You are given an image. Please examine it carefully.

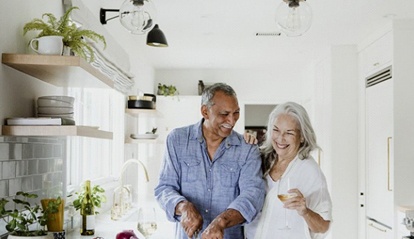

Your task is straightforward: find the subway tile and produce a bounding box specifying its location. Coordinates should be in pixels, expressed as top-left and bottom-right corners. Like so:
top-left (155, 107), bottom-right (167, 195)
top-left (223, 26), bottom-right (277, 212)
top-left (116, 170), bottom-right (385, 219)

top-left (19, 137), bottom-right (29, 143)
top-left (52, 172), bottom-right (64, 186)
top-left (16, 160), bottom-right (29, 177)
top-left (33, 144), bottom-right (43, 158)
top-left (1, 162), bottom-right (16, 179)
top-left (53, 158), bottom-right (63, 171)
top-left (28, 159), bottom-right (38, 175)
top-left (9, 143), bottom-right (22, 160)
top-left (0, 143), bottom-right (9, 160)
top-left (0, 137), bottom-right (4, 143)
top-left (54, 144), bottom-right (63, 157)
top-left (38, 159), bottom-right (49, 174)
top-left (3, 136), bottom-right (18, 143)
top-left (33, 175), bottom-right (44, 191)
top-left (0, 180), bottom-right (8, 197)
top-left (43, 144), bottom-right (54, 158)
top-left (21, 177), bottom-right (33, 192)
top-left (22, 144), bottom-right (34, 159)
top-left (9, 178), bottom-right (22, 196)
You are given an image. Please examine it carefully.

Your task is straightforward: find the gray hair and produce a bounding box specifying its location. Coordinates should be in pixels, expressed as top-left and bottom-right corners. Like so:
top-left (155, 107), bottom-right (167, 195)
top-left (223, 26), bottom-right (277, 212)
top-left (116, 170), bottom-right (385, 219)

top-left (201, 83), bottom-right (237, 108)
top-left (260, 102), bottom-right (320, 172)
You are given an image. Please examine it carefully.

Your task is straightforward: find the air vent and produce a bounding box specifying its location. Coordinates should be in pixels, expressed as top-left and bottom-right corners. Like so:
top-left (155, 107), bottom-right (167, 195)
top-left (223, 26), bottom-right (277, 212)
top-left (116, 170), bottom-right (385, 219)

top-left (366, 66), bottom-right (392, 88)
top-left (255, 32), bottom-right (281, 36)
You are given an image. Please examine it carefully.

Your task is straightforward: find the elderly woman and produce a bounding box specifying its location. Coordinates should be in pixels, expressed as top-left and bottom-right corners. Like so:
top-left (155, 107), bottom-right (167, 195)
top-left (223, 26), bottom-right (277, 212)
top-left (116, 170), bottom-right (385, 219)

top-left (245, 102), bottom-right (332, 239)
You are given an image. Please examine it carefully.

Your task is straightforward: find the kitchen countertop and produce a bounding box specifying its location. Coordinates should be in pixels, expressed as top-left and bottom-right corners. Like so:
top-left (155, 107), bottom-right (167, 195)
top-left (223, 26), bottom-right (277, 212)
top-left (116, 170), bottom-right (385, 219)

top-left (66, 208), bottom-right (174, 239)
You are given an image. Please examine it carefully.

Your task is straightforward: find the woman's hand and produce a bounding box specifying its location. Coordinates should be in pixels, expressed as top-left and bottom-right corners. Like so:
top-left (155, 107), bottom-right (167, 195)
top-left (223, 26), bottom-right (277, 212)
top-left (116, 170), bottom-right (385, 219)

top-left (284, 188), bottom-right (308, 216)
top-left (284, 188), bottom-right (330, 233)
top-left (244, 132), bottom-right (258, 144)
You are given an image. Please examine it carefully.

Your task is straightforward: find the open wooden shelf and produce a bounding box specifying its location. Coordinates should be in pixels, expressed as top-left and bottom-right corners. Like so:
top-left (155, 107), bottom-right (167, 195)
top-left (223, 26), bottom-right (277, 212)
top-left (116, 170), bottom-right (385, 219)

top-left (125, 108), bottom-right (159, 117)
top-left (1, 125), bottom-right (113, 139)
top-left (2, 53), bottom-right (114, 89)
top-left (125, 137), bottom-right (159, 144)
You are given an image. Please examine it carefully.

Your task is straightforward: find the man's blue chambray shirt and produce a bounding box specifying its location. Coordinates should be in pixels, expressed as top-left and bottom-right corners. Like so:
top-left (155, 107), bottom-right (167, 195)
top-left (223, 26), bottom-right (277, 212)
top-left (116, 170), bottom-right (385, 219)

top-left (154, 120), bottom-right (265, 239)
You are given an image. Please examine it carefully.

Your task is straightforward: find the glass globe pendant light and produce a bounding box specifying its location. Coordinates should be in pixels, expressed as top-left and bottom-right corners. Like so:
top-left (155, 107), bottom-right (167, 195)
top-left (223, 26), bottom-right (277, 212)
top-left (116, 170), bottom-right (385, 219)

top-left (275, 0), bottom-right (312, 37)
top-left (119, 0), bottom-right (156, 35)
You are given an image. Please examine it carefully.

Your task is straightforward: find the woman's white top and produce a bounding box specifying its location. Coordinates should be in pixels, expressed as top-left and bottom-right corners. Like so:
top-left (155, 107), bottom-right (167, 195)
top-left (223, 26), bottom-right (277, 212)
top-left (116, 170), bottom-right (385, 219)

top-left (244, 156), bottom-right (332, 239)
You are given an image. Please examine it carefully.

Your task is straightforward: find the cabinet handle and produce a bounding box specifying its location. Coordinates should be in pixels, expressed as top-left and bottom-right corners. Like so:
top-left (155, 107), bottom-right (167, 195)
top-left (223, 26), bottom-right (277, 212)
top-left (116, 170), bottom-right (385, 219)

top-left (387, 137), bottom-right (393, 191)
top-left (368, 222), bottom-right (387, 232)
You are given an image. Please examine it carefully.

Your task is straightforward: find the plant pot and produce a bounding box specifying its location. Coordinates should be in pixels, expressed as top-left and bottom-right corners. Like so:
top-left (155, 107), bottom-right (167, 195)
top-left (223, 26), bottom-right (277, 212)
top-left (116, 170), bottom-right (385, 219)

top-left (41, 199), bottom-right (64, 232)
top-left (8, 234), bottom-right (49, 239)
top-left (62, 46), bottom-right (74, 56)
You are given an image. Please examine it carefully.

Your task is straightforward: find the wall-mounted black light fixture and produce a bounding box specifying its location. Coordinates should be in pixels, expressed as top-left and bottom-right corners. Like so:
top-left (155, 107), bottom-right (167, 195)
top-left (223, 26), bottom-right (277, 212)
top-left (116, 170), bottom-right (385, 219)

top-left (100, 0), bottom-right (168, 47)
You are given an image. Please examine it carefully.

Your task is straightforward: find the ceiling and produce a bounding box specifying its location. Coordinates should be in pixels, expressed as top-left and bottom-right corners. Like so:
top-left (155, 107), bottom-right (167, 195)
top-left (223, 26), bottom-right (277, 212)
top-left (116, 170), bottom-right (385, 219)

top-left (101, 0), bottom-right (414, 71)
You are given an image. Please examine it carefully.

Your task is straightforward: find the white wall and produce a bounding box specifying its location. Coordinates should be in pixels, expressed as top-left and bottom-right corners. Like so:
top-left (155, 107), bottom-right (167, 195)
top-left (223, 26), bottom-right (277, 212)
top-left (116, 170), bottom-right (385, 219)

top-left (155, 67), bottom-right (306, 101)
top-left (330, 45), bottom-right (359, 239)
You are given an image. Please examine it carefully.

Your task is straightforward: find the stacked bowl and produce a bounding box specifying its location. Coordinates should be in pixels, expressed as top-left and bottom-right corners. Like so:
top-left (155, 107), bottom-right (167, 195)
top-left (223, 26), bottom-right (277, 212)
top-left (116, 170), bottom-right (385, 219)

top-left (37, 96), bottom-right (75, 120)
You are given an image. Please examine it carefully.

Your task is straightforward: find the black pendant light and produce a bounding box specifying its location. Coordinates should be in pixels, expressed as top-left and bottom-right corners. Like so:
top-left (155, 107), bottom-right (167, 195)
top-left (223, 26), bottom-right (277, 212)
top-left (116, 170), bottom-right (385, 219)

top-left (146, 24), bottom-right (168, 47)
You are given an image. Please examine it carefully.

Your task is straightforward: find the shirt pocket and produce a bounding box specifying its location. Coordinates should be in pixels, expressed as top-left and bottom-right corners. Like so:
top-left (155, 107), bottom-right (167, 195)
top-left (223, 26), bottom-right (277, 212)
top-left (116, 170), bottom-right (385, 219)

top-left (182, 159), bottom-right (201, 182)
top-left (220, 162), bottom-right (240, 187)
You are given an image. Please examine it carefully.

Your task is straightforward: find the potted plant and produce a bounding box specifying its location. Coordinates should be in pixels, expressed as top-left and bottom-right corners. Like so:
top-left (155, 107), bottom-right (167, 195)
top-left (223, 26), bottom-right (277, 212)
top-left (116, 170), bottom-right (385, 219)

top-left (71, 182), bottom-right (106, 214)
top-left (157, 83), bottom-right (179, 96)
top-left (0, 191), bottom-right (61, 238)
top-left (23, 6), bottom-right (106, 62)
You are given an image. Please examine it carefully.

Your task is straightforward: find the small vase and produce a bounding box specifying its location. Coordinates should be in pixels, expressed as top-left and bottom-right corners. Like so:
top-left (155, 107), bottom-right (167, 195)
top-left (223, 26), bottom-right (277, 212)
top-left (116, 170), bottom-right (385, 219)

top-left (41, 199), bottom-right (65, 232)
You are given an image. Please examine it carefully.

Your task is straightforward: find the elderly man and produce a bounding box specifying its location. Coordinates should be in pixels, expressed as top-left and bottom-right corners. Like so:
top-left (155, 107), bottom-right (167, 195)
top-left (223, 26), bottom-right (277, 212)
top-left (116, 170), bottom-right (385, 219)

top-left (155, 83), bottom-right (265, 239)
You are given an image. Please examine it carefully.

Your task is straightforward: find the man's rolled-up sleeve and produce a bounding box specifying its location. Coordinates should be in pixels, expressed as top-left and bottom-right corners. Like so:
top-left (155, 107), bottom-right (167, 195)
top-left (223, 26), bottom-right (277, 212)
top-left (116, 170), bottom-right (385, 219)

top-left (154, 132), bottom-right (187, 222)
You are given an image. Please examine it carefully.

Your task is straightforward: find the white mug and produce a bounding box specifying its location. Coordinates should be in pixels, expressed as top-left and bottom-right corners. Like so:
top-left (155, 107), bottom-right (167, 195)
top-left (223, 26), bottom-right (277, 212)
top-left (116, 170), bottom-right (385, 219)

top-left (30, 36), bottom-right (63, 55)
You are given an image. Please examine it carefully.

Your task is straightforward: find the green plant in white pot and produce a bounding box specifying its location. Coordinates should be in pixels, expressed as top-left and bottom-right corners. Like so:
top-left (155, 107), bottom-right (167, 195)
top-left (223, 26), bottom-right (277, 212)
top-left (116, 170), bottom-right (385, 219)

top-left (23, 6), bottom-right (106, 62)
top-left (0, 191), bottom-right (61, 238)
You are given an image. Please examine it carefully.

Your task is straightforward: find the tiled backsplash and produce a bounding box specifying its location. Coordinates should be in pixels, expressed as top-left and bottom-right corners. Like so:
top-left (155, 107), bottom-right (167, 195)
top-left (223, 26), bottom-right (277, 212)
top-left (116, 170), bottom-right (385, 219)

top-left (0, 136), bottom-right (66, 237)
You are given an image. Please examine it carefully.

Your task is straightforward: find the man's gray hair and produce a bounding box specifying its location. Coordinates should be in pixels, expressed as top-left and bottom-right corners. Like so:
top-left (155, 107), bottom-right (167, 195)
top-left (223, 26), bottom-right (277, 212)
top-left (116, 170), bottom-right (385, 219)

top-left (201, 83), bottom-right (237, 108)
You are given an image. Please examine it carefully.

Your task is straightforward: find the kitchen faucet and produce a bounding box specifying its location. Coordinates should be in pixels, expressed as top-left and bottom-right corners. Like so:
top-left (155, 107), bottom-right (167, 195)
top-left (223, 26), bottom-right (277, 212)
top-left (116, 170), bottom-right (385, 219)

top-left (111, 159), bottom-right (149, 220)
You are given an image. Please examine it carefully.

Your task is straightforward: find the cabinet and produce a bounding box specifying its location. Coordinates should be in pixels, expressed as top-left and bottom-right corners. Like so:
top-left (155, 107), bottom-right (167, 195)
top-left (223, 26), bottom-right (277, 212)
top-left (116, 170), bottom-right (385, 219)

top-left (366, 219), bottom-right (393, 239)
top-left (366, 76), bottom-right (393, 227)
top-left (1, 53), bottom-right (116, 139)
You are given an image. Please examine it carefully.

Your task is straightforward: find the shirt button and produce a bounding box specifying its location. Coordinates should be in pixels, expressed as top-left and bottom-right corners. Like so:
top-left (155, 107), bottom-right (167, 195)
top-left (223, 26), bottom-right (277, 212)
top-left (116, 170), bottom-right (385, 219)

top-left (205, 209), bottom-right (209, 213)
top-left (208, 189), bottom-right (211, 192)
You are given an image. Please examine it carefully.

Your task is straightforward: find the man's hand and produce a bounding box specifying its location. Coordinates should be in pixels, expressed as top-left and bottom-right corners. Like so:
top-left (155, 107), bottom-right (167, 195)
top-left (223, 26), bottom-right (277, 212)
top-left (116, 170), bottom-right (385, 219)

top-left (201, 209), bottom-right (245, 239)
top-left (201, 219), bottom-right (225, 239)
top-left (175, 201), bottom-right (203, 238)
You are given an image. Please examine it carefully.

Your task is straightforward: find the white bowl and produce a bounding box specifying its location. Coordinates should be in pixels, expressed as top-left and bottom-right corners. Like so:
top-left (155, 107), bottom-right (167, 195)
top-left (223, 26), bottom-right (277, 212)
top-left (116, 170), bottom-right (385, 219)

top-left (38, 113), bottom-right (74, 119)
top-left (37, 107), bottom-right (74, 114)
top-left (37, 98), bottom-right (74, 107)
top-left (38, 96), bottom-right (75, 104)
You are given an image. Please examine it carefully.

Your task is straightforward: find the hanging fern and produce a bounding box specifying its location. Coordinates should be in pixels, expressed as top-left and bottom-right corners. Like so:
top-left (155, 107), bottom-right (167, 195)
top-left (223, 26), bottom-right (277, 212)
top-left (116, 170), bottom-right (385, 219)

top-left (23, 6), bottom-right (106, 62)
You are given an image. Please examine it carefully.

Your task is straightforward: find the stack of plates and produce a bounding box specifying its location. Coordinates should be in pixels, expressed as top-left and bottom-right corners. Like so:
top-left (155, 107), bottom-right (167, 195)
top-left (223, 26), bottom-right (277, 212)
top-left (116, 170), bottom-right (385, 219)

top-left (37, 96), bottom-right (75, 120)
